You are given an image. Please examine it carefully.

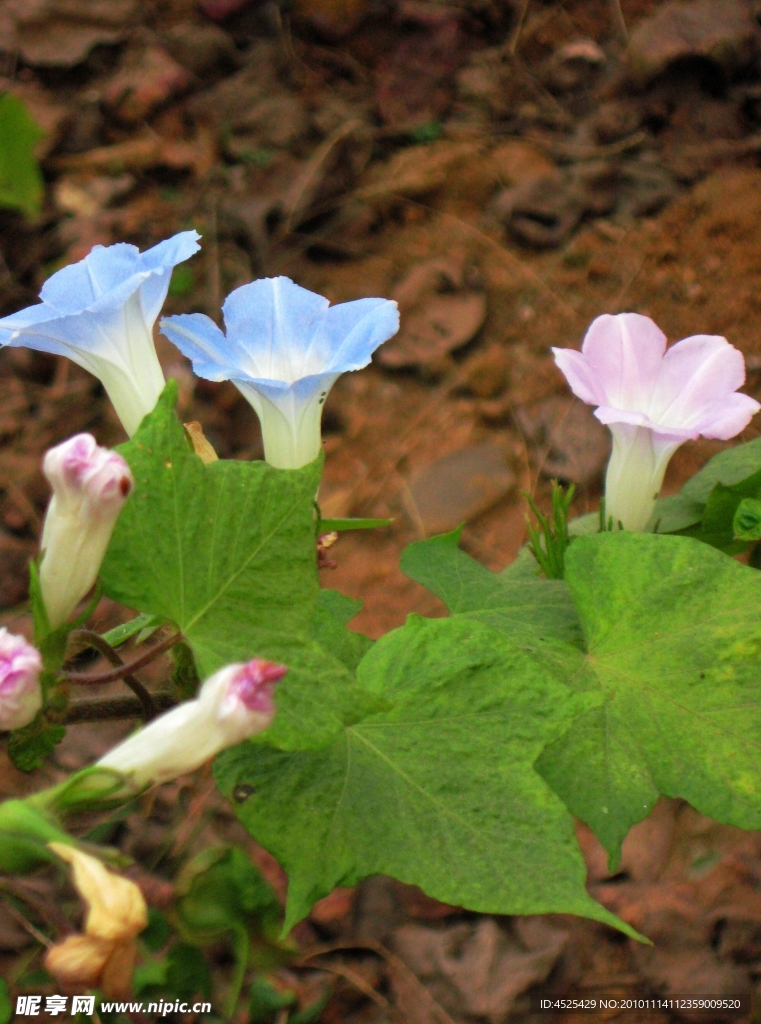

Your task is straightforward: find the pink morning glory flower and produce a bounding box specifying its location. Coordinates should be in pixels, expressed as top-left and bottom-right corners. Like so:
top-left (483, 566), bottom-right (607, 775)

top-left (97, 658), bottom-right (287, 788)
top-left (552, 313), bottom-right (761, 531)
top-left (0, 629), bottom-right (43, 731)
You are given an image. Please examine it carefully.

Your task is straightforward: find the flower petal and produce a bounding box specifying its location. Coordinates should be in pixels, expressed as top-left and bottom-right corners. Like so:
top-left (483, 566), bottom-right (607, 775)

top-left (594, 405), bottom-right (696, 441)
top-left (691, 391), bottom-right (761, 440)
top-left (135, 230), bottom-right (201, 325)
top-left (552, 347), bottom-right (608, 406)
top-left (39, 243), bottom-right (143, 315)
top-left (160, 312), bottom-right (238, 381)
top-left (648, 334), bottom-right (747, 430)
top-left (318, 298), bottom-right (400, 373)
top-left (222, 277), bottom-right (329, 382)
top-left (581, 313), bottom-right (667, 411)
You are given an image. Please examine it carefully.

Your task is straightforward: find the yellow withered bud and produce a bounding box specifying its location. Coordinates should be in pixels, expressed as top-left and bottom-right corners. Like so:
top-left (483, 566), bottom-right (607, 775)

top-left (45, 844), bottom-right (147, 999)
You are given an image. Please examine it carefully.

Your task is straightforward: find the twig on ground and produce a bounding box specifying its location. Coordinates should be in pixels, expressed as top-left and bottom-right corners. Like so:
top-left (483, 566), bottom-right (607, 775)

top-left (609, 0), bottom-right (628, 45)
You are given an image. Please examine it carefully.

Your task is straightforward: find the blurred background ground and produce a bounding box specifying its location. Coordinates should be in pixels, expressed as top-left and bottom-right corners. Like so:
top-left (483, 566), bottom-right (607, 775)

top-left (5, 0), bottom-right (761, 1020)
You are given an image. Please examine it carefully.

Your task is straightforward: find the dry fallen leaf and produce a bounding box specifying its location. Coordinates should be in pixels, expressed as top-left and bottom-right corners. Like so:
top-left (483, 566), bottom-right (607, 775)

top-left (393, 917), bottom-right (568, 1023)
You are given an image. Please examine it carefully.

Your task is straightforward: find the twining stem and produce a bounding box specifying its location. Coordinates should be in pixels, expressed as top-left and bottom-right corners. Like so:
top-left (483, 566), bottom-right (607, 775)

top-left (67, 628), bottom-right (157, 721)
top-left (64, 630), bottom-right (182, 691)
top-left (65, 691), bottom-right (177, 723)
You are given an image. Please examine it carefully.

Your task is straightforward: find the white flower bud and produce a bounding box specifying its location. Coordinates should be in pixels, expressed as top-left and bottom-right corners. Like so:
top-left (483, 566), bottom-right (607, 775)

top-left (40, 434), bottom-right (134, 628)
top-left (0, 629), bottom-right (42, 730)
top-left (97, 658), bottom-right (286, 788)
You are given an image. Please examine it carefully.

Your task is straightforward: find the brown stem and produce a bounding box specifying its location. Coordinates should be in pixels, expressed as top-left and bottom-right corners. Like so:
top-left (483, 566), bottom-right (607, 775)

top-left (64, 631), bottom-right (182, 688)
top-left (64, 691), bottom-right (177, 723)
top-left (68, 629), bottom-right (157, 722)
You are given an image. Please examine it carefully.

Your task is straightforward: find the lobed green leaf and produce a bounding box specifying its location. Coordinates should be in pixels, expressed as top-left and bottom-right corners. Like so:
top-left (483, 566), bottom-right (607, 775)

top-left (216, 615), bottom-right (636, 938)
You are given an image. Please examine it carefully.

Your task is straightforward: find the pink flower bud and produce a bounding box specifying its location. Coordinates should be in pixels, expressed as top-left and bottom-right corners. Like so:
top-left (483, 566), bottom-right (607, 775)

top-left (0, 629), bottom-right (42, 731)
top-left (97, 658), bottom-right (287, 788)
top-left (40, 435), bottom-right (133, 628)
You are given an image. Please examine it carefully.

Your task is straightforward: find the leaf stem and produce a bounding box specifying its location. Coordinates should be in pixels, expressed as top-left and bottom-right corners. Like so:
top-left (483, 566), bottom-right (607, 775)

top-left (67, 628), bottom-right (157, 721)
top-left (63, 631), bottom-right (182, 699)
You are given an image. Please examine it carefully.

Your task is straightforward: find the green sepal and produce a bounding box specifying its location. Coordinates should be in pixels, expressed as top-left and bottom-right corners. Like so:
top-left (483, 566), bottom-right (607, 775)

top-left (0, 799), bottom-right (73, 872)
top-left (28, 766), bottom-right (137, 817)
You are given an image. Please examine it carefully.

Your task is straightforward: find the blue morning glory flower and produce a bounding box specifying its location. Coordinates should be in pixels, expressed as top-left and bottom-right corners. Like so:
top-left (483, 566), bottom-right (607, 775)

top-left (0, 231), bottom-right (200, 436)
top-left (160, 276), bottom-right (399, 468)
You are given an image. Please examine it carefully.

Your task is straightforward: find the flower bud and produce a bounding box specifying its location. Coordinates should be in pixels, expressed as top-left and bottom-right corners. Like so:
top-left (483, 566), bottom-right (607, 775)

top-left (45, 843), bottom-right (147, 999)
top-left (0, 629), bottom-right (42, 730)
top-left (39, 434), bottom-right (134, 628)
top-left (97, 658), bottom-right (287, 788)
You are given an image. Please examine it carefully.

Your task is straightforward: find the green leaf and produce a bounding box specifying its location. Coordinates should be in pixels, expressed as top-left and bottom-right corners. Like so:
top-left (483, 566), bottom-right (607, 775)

top-left (312, 590), bottom-right (373, 673)
top-left (165, 944), bottom-right (213, 1001)
top-left (319, 517), bottom-right (393, 532)
top-left (101, 614), bottom-right (165, 648)
top-left (176, 846), bottom-right (281, 942)
top-left (249, 976), bottom-right (297, 1023)
top-left (0, 979), bottom-right (11, 1024)
top-left (651, 437), bottom-right (761, 533)
top-left (734, 497), bottom-right (761, 542)
top-left (8, 714), bottom-right (66, 772)
top-left (537, 532), bottom-right (761, 864)
top-left (0, 93), bottom-right (44, 218)
top-left (400, 528), bottom-right (583, 656)
top-left (140, 908), bottom-right (172, 953)
top-left (101, 383), bottom-right (378, 750)
top-left (682, 437), bottom-right (761, 502)
top-left (134, 944), bottom-right (212, 1001)
top-left (679, 468), bottom-right (761, 554)
top-left (216, 615), bottom-right (635, 938)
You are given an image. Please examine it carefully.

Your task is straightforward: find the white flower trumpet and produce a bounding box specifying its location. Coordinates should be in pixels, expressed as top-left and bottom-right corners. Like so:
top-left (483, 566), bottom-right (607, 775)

top-left (40, 434), bottom-right (134, 628)
top-left (97, 658), bottom-right (287, 788)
